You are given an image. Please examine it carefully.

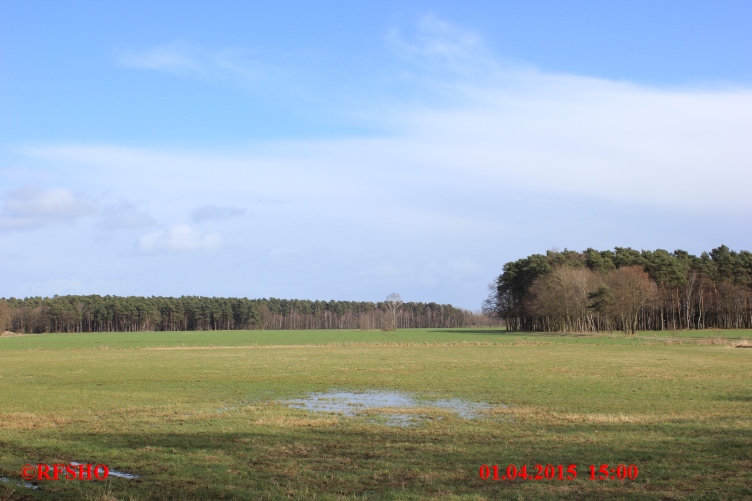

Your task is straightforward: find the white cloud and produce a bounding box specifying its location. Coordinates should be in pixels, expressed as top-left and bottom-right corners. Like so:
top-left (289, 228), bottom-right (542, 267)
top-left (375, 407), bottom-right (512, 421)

top-left (138, 224), bottom-right (222, 254)
top-left (191, 205), bottom-right (247, 222)
top-left (22, 67), bottom-right (752, 220)
top-left (0, 185), bottom-right (98, 231)
top-left (41, 17), bottom-right (742, 221)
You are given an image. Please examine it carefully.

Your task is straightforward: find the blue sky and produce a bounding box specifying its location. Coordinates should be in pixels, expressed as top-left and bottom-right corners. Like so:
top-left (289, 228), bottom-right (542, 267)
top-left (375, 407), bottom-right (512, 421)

top-left (1, 1), bottom-right (751, 309)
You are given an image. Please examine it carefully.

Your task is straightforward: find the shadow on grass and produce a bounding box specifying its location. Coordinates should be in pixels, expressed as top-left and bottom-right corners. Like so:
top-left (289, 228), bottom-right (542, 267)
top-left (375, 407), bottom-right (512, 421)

top-left (4, 422), bottom-right (752, 500)
top-left (715, 391), bottom-right (752, 402)
top-left (3, 430), bottom-right (520, 500)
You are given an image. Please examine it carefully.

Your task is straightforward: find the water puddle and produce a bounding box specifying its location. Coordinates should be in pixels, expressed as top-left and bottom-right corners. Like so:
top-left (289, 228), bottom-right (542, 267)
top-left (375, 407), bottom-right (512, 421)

top-left (70, 463), bottom-right (140, 480)
top-left (1, 476), bottom-right (40, 490)
top-left (281, 390), bottom-right (496, 426)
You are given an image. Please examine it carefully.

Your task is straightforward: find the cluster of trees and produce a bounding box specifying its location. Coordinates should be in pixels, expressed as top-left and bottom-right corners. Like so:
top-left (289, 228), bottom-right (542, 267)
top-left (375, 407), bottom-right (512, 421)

top-left (484, 245), bottom-right (752, 333)
top-left (0, 294), bottom-right (488, 334)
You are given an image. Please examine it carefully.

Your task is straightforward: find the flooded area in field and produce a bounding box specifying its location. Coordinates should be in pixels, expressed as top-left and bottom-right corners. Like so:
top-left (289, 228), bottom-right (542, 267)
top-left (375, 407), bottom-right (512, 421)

top-left (104, 468), bottom-right (139, 480)
top-left (281, 390), bottom-right (496, 426)
top-left (1, 476), bottom-right (39, 490)
top-left (70, 462), bottom-right (140, 479)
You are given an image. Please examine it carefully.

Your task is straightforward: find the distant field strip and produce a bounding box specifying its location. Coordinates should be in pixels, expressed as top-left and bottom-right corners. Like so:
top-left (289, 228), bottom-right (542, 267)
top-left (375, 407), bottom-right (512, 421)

top-left (1, 327), bottom-right (750, 351)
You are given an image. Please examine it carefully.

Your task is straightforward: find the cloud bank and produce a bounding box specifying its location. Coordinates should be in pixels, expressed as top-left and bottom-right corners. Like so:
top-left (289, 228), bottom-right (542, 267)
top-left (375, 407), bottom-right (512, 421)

top-left (73, 17), bottom-right (752, 217)
top-left (0, 186), bottom-right (98, 231)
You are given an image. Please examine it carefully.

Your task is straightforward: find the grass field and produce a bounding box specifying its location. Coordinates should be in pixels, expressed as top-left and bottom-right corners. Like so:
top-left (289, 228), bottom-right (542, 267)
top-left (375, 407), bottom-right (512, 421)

top-left (1, 328), bottom-right (750, 500)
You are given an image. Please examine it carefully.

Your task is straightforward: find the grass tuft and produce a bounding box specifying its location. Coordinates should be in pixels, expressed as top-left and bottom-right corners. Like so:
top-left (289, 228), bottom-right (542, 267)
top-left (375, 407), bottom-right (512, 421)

top-left (0, 485), bottom-right (15, 501)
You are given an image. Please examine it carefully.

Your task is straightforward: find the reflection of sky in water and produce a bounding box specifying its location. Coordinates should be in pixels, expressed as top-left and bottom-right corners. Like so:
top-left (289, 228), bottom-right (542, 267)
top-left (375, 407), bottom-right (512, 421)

top-left (70, 463), bottom-right (140, 479)
top-left (283, 390), bottom-right (495, 426)
top-left (1, 476), bottom-right (40, 490)
top-left (381, 414), bottom-right (417, 427)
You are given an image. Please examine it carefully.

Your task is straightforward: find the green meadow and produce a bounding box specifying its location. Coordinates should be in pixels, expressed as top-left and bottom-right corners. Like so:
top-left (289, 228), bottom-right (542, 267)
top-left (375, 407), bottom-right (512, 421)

top-left (1, 328), bottom-right (750, 500)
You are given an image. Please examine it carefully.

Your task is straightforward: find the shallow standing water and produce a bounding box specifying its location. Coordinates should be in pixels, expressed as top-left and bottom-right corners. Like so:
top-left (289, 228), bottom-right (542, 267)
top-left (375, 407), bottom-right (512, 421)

top-left (1, 476), bottom-right (39, 490)
top-left (281, 390), bottom-right (495, 426)
top-left (70, 462), bottom-right (140, 479)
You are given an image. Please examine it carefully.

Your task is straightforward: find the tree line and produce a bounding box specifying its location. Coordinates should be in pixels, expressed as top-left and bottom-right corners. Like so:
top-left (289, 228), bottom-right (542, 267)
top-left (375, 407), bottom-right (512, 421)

top-left (0, 295), bottom-right (490, 334)
top-left (483, 245), bottom-right (752, 333)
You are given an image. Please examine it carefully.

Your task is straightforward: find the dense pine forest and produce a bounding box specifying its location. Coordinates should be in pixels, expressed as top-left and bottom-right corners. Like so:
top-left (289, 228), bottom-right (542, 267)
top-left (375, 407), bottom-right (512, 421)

top-left (484, 245), bottom-right (752, 333)
top-left (0, 295), bottom-right (485, 334)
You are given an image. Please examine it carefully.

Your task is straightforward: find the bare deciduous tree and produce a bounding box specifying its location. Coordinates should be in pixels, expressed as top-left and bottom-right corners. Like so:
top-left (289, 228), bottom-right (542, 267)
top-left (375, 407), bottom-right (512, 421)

top-left (529, 267), bottom-right (598, 332)
top-left (607, 266), bottom-right (658, 334)
top-left (383, 293), bottom-right (403, 331)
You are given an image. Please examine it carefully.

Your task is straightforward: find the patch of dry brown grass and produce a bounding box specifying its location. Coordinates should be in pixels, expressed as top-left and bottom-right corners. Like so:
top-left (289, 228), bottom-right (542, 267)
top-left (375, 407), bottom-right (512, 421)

top-left (84, 481), bottom-right (140, 501)
top-left (0, 412), bottom-right (72, 430)
top-left (695, 337), bottom-right (729, 345)
top-left (486, 404), bottom-right (707, 425)
top-left (253, 416), bottom-right (340, 428)
top-left (361, 407), bottom-right (452, 417)
top-left (0, 485), bottom-right (15, 501)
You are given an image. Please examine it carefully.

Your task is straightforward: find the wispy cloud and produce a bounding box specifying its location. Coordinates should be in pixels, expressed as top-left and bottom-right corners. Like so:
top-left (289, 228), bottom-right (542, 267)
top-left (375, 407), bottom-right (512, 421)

top-left (117, 42), bottom-right (203, 74)
top-left (0, 185), bottom-right (98, 231)
top-left (191, 205), bottom-right (247, 222)
top-left (138, 224), bottom-right (222, 254)
top-left (116, 41), bottom-right (261, 82)
top-left (386, 13), bottom-right (496, 77)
